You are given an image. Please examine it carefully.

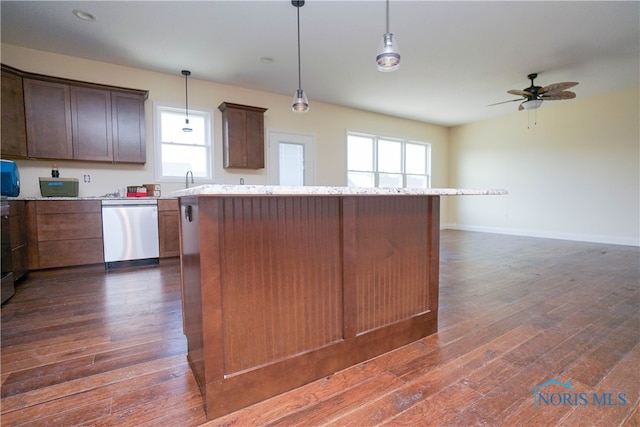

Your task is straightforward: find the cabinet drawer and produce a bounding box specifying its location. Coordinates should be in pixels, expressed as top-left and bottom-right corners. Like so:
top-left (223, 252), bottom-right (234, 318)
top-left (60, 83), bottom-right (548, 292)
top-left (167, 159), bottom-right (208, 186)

top-left (37, 238), bottom-right (104, 269)
top-left (36, 200), bottom-right (101, 214)
top-left (158, 199), bottom-right (178, 211)
top-left (37, 213), bottom-right (103, 241)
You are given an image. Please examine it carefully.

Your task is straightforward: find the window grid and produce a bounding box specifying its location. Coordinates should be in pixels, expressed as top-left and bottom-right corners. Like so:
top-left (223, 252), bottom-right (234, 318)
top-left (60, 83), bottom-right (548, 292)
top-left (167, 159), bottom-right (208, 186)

top-left (155, 105), bottom-right (213, 182)
top-left (347, 132), bottom-right (431, 189)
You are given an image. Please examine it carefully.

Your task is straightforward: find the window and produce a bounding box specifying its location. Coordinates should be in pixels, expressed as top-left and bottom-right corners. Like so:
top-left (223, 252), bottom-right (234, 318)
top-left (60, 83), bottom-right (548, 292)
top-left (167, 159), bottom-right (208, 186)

top-left (347, 132), bottom-right (430, 188)
top-left (154, 105), bottom-right (213, 181)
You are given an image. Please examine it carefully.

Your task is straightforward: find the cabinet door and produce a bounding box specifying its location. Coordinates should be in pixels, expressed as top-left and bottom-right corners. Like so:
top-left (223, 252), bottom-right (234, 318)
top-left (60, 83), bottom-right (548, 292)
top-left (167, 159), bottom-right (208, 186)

top-left (71, 86), bottom-right (113, 161)
top-left (158, 199), bottom-right (179, 258)
top-left (159, 210), bottom-right (180, 258)
top-left (23, 79), bottom-right (73, 160)
top-left (219, 102), bottom-right (267, 169)
top-left (1, 70), bottom-right (27, 158)
top-left (112, 92), bottom-right (146, 164)
top-left (223, 107), bottom-right (248, 168)
top-left (245, 110), bottom-right (265, 169)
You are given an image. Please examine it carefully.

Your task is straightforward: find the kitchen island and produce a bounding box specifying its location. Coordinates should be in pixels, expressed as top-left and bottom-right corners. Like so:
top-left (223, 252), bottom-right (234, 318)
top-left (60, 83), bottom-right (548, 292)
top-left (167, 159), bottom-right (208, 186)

top-left (171, 185), bottom-right (506, 419)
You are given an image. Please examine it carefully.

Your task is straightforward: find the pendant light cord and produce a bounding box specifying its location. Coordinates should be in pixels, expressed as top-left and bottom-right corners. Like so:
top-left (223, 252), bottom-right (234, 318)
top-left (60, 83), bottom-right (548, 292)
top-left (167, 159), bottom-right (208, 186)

top-left (386, 0), bottom-right (390, 33)
top-left (297, 5), bottom-right (302, 91)
top-left (184, 73), bottom-right (190, 120)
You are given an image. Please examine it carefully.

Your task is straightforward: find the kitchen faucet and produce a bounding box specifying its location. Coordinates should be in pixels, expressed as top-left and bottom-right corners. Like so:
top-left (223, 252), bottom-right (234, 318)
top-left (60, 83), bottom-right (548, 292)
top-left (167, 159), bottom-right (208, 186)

top-left (185, 170), bottom-right (194, 188)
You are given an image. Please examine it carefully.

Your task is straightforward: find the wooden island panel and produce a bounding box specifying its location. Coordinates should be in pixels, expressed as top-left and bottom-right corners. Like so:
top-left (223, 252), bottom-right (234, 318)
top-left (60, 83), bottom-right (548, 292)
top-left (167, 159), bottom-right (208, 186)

top-left (344, 196), bottom-right (438, 336)
top-left (180, 194), bottom-right (440, 419)
top-left (219, 197), bottom-right (343, 374)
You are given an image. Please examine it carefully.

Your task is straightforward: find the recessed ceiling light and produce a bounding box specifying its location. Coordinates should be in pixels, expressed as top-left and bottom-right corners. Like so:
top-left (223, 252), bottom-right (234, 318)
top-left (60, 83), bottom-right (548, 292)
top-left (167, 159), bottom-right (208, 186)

top-left (73, 9), bottom-right (96, 21)
top-left (260, 57), bottom-right (274, 64)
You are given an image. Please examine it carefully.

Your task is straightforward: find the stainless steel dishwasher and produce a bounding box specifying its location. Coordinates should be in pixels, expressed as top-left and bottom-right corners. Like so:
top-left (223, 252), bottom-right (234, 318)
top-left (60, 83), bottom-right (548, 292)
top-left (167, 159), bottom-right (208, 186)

top-left (101, 199), bottom-right (159, 269)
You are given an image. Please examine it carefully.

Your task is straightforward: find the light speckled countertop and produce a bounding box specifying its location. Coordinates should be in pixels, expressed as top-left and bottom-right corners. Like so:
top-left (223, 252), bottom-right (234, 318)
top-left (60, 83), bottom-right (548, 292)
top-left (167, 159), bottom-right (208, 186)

top-left (9, 196), bottom-right (175, 201)
top-left (169, 185), bottom-right (508, 198)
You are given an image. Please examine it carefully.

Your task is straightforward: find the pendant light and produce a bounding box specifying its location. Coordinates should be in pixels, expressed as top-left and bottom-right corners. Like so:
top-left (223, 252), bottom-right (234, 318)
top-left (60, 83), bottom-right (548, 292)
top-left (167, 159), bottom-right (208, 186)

top-left (291, 0), bottom-right (309, 112)
top-left (181, 70), bottom-right (193, 132)
top-left (376, 0), bottom-right (400, 72)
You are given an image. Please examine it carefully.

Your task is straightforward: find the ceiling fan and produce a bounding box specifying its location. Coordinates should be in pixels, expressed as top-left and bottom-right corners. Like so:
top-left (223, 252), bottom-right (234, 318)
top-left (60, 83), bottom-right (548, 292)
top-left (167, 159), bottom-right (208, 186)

top-left (489, 73), bottom-right (578, 111)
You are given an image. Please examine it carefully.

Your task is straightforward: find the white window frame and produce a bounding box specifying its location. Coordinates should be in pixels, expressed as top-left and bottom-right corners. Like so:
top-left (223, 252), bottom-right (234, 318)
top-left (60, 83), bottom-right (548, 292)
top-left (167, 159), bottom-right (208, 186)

top-left (346, 131), bottom-right (431, 188)
top-left (153, 104), bottom-right (214, 183)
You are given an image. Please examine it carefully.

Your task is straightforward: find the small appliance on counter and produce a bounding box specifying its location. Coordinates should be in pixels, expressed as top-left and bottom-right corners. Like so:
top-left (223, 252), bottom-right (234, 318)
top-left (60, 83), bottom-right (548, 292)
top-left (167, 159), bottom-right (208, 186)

top-left (126, 186), bottom-right (148, 197)
top-left (125, 184), bottom-right (161, 197)
top-left (1, 160), bottom-right (20, 197)
top-left (39, 177), bottom-right (79, 197)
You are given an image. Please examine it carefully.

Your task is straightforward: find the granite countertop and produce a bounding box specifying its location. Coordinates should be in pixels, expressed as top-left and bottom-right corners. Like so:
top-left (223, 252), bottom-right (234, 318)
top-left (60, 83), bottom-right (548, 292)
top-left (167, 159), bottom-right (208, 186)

top-left (169, 185), bottom-right (508, 198)
top-left (11, 196), bottom-right (176, 201)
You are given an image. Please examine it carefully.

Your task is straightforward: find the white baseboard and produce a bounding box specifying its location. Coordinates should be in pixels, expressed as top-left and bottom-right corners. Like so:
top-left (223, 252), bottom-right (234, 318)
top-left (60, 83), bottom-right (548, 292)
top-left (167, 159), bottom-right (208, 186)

top-left (441, 224), bottom-right (640, 247)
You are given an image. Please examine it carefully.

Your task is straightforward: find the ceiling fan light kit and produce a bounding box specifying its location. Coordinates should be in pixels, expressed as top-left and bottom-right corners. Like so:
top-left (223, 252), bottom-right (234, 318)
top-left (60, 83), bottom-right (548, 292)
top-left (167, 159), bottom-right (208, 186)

top-left (376, 0), bottom-right (400, 72)
top-left (291, 0), bottom-right (309, 113)
top-left (522, 99), bottom-right (543, 110)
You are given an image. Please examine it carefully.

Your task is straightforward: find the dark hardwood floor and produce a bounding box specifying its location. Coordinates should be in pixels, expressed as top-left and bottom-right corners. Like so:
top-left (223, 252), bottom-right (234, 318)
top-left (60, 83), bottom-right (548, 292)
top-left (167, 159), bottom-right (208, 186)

top-left (1, 230), bottom-right (638, 426)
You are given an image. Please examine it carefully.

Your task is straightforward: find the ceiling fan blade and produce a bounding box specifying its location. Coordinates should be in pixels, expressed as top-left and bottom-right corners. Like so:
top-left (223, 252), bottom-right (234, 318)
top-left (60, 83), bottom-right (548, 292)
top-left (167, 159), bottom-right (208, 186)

top-left (518, 101), bottom-right (525, 111)
top-left (541, 91), bottom-right (576, 100)
top-left (539, 82), bottom-right (578, 95)
top-left (507, 89), bottom-right (533, 97)
top-left (487, 98), bottom-right (524, 107)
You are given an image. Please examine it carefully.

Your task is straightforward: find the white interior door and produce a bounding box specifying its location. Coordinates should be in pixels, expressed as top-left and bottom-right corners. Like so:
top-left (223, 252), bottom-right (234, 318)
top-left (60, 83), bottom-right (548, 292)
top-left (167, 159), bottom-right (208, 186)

top-left (268, 131), bottom-right (316, 185)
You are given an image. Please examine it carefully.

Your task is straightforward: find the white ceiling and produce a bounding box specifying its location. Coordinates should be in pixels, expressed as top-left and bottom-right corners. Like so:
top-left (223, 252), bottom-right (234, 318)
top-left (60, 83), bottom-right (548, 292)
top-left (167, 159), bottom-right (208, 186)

top-left (1, 1), bottom-right (638, 126)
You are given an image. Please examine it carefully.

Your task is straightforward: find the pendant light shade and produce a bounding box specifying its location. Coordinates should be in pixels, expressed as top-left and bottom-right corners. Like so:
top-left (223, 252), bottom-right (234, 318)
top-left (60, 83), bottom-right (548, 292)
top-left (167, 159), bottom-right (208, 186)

top-left (292, 0), bottom-right (309, 113)
top-left (181, 70), bottom-right (193, 132)
top-left (292, 89), bottom-right (309, 112)
top-left (376, 0), bottom-right (400, 72)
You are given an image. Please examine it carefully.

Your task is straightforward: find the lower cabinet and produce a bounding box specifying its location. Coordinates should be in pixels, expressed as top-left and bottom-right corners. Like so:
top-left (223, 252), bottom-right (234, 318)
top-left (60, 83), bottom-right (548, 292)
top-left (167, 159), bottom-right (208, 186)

top-left (25, 198), bottom-right (179, 270)
top-left (27, 200), bottom-right (104, 270)
top-left (158, 199), bottom-right (180, 258)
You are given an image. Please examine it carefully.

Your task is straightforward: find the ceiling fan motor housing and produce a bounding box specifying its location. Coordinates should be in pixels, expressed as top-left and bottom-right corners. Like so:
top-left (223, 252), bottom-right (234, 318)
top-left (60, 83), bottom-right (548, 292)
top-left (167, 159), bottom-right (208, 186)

top-left (526, 73), bottom-right (542, 99)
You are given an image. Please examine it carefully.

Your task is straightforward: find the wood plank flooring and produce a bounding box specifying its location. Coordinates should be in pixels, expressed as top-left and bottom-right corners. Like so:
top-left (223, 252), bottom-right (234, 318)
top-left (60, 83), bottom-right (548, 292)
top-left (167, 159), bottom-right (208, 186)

top-left (1, 230), bottom-right (638, 426)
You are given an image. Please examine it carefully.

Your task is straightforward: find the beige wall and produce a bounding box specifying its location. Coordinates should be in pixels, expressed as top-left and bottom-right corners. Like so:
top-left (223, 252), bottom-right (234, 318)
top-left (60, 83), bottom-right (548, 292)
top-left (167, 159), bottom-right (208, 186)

top-left (1, 44), bottom-right (449, 222)
top-left (449, 87), bottom-right (640, 246)
top-left (4, 44), bottom-right (638, 246)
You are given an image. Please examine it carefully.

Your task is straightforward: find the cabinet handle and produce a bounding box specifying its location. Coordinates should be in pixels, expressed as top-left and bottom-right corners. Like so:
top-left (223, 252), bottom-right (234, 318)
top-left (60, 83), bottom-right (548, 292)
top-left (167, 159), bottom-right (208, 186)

top-left (185, 205), bottom-right (193, 222)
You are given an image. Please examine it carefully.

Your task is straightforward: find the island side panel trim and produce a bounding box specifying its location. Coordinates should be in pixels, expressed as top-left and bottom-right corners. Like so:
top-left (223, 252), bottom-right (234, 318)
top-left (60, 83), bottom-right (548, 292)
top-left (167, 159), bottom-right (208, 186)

top-left (428, 196), bottom-right (440, 315)
top-left (179, 197), bottom-right (206, 391)
top-left (199, 197), bottom-right (225, 383)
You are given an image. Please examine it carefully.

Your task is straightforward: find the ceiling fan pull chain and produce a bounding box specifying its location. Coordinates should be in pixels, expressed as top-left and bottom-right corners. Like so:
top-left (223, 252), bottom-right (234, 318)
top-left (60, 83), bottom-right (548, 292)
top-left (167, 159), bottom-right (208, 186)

top-left (527, 108), bottom-right (538, 130)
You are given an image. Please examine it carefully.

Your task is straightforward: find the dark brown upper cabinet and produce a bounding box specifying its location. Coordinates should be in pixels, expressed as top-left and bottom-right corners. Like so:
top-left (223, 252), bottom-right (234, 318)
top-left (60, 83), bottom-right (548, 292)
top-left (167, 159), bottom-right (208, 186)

top-left (2, 64), bottom-right (148, 164)
top-left (1, 66), bottom-right (28, 158)
top-left (24, 78), bottom-right (74, 160)
top-left (218, 102), bottom-right (267, 169)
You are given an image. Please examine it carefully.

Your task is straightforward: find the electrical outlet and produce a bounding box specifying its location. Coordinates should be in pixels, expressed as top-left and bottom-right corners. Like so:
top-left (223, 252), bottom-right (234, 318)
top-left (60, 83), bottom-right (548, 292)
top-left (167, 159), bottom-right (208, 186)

top-left (240, 178), bottom-right (245, 185)
top-left (83, 174), bottom-right (91, 183)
